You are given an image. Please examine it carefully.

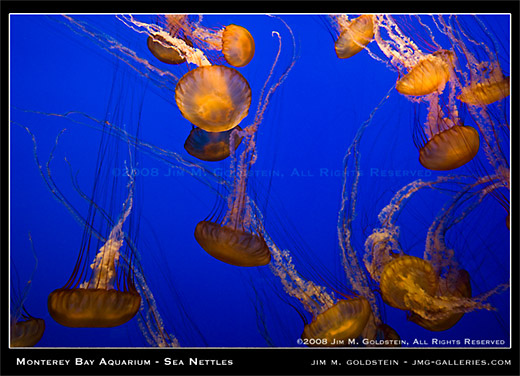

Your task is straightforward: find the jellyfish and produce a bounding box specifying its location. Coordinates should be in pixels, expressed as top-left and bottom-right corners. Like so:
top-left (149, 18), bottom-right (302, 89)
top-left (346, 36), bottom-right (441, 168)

top-left (163, 15), bottom-right (255, 67)
top-left (458, 75), bottom-right (510, 106)
top-left (361, 15), bottom-right (456, 97)
top-left (415, 91), bottom-right (480, 171)
top-left (362, 177), bottom-right (508, 331)
top-left (194, 220), bottom-right (270, 267)
top-left (175, 65), bottom-right (252, 133)
top-left (147, 33), bottom-right (190, 65)
top-left (262, 222), bottom-right (373, 347)
top-left (184, 125), bottom-right (243, 162)
top-left (10, 317), bottom-right (46, 347)
top-left (395, 50), bottom-right (454, 96)
top-left (408, 269), bottom-right (471, 331)
top-left (301, 298), bottom-right (371, 346)
top-left (193, 20), bottom-right (296, 267)
top-left (221, 24), bottom-right (256, 67)
top-left (17, 112), bottom-right (209, 345)
top-left (47, 171), bottom-right (141, 328)
top-left (10, 235), bottom-right (45, 347)
top-left (379, 255), bottom-right (439, 311)
top-left (331, 15), bottom-right (375, 59)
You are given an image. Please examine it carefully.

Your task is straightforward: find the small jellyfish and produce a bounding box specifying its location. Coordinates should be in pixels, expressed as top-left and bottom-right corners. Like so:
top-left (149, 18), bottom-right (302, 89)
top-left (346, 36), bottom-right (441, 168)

top-left (11, 317), bottom-right (46, 347)
top-left (379, 255), bottom-right (439, 311)
top-left (458, 76), bottom-right (510, 106)
top-left (184, 125), bottom-right (243, 162)
top-left (11, 234), bottom-right (45, 347)
top-left (419, 125), bottom-right (480, 171)
top-left (409, 269), bottom-right (472, 331)
top-left (147, 34), bottom-right (190, 65)
top-left (194, 220), bottom-right (270, 267)
top-left (301, 298), bottom-right (371, 346)
top-left (221, 24), bottom-right (255, 67)
top-left (396, 50), bottom-right (454, 96)
top-left (175, 65), bottom-right (251, 132)
top-left (334, 15), bottom-right (374, 59)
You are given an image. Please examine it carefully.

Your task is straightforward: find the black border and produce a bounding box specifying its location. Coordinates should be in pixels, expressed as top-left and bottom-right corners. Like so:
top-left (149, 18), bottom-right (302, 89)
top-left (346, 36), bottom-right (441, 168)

top-left (2, 1), bottom-right (519, 375)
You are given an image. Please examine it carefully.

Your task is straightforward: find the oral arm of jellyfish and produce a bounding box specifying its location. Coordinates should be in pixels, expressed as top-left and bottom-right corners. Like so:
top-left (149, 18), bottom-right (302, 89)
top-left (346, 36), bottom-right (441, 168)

top-left (47, 173), bottom-right (141, 328)
top-left (333, 15), bottom-right (375, 59)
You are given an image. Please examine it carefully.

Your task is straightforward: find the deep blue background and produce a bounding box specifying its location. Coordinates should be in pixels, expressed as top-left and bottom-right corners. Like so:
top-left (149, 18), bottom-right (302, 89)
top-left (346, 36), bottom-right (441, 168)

top-left (9, 14), bottom-right (510, 348)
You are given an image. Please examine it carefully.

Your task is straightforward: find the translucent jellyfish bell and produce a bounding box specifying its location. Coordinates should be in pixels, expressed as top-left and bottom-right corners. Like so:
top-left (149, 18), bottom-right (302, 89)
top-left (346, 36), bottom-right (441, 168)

top-left (409, 269), bottom-right (472, 331)
top-left (147, 34), bottom-right (188, 65)
top-left (458, 76), bottom-right (510, 106)
top-left (184, 125), bottom-right (243, 162)
top-left (48, 288), bottom-right (141, 328)
top-left (10, 318), bottom-right (45, 347)
top-left (221, 24), bottom-right (255, 67)
top-left (194, 221), bottom-right (271, 267)
top-left (379, 255), bottom-right (439, 311)
top-left (335, 15), bottom-right (374, 59)
top-left (396, 50), bottom-right (454, 96)
top-left (301, 298), bottom-right (371, 346)
top-left (175, 65), bottom-right (252, 132)
top-left (419, 125), bottom-right (480, 171)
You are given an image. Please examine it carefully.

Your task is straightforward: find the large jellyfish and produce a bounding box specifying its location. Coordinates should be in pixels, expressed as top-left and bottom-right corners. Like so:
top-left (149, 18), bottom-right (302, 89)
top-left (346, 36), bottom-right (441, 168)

top-left (47, 166), bottom-right (141, 328)
top-left (175, 65), bottom-right (252, 132)
top-left (193, 20), bottom-right (295, 267)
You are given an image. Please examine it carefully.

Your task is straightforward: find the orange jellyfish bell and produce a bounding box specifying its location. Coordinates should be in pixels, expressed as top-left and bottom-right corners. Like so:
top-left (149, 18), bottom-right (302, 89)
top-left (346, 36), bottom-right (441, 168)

top-left (184, 125), bottom-right (243, 162)
top-left (175, 65), bottom-right (252, 132)
top-left (10, 318), bottom-right (45, 347)
top-left (379, 255), bottom-right (439, 311)
top-left (147, 34), bottom-right (187, 65)
top-left (458, 76), bottom-right (510, 106)
top-left (396, 50), bottom-right (454, 96)
top-left (48, 288), bottom-right (141, 328)
top-left (194, 221), bottom-right (271, 267)
top-left (335, 15), bottom-right (374, 59)
top-left (409, 269), bottom-right (472, 331)
top-left (301, 298), bottom-right (371, 347)
top-left (221, 24), bottom-right (255, 67)
top-left (419, 125), bottom-right (480, 171)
